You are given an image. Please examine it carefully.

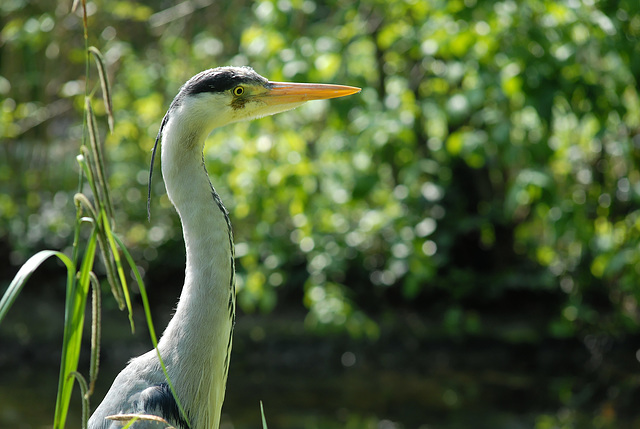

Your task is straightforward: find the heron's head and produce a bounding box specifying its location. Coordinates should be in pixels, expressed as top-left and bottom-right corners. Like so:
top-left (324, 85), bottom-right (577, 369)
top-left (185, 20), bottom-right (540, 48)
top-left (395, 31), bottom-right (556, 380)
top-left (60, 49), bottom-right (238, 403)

top-left (165, 66), bottom-right (360, 138)
top-left (147, 66), bottom-right (360, 219)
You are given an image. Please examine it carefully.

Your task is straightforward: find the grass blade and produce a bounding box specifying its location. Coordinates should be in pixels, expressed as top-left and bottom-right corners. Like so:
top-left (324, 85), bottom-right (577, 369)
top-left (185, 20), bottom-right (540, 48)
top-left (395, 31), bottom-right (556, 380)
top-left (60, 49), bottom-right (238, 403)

top-left (260, 401), bottom-right (268, 429)
top-left (85, 99), bottom-right (115, 224)
top-left (78, 148), bottom-right (124, 308)
top-left (0, 250), bottom-right (74, 324)
top-left (101, 209), bottom-right (135, 332)
top-left (54, 227), bottom-right (98, 429)
top-left (88, 46), bottom-right (114, 133)
top-left (73, 192), bottom-right (98, 221)
top-left (106, 413), bottom-right (174, 428)
top-left (88, 271), bottom-right (101, 396)
top-left (68, 371), bottom-right (90, 429)
top-left (96, 232), bottom-right (124, 308)
top-left (78, 146), bottom-right (101, 216)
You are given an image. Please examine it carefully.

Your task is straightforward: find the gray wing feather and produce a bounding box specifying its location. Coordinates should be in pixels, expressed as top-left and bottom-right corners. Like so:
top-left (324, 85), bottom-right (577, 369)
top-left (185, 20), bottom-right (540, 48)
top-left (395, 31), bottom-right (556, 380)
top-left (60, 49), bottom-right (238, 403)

top-left (88, 354), bottom-right (189, 429)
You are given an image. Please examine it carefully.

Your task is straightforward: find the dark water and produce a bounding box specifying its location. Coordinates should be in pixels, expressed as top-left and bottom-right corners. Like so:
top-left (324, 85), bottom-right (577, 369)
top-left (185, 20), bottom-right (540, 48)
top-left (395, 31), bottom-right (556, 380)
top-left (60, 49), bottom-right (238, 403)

top-left (0, 360), bottom-right (540, 429)
top-left (3, 341), bottom-right (638, 429)
top-left (1, 293), bottom-right (638, 428)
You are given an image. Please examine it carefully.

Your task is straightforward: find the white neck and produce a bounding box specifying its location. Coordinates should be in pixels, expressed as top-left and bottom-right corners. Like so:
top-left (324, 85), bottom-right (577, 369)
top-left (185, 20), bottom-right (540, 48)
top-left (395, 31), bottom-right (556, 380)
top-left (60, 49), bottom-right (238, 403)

top-left (156, 111), bottom-right (235, 429)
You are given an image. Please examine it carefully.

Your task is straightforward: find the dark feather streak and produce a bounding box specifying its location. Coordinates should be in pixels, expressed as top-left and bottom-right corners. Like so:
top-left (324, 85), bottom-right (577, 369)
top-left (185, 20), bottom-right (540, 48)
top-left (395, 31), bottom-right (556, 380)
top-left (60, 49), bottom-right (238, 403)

top-left (136, 383), bottom-right (191, 429)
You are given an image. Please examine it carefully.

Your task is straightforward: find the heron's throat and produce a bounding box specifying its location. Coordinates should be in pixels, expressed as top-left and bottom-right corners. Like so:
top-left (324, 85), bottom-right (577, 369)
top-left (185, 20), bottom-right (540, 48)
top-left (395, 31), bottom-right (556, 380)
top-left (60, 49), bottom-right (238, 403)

top-left (159, 120), bottom-right (235, 332)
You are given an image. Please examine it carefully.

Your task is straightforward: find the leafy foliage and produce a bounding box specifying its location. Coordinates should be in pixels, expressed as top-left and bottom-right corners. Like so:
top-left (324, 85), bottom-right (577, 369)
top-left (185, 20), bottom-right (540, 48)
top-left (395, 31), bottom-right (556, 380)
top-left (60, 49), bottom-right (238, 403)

top-left (2, 0), bottom-right (639, 343)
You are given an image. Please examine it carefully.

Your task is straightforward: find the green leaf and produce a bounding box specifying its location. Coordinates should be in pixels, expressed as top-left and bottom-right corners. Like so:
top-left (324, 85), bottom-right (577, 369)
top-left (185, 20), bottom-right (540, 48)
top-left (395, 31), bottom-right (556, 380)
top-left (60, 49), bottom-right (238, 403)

top-left (0, 250), bottom-right (74, 325)
top-left (260, 401), bottom-right (269, 429)
top-left (54, 227), bottom-right (98, 429)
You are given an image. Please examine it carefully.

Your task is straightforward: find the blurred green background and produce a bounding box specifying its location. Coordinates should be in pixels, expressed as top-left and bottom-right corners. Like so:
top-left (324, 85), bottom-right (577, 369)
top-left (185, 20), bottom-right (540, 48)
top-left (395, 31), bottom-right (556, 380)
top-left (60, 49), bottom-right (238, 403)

top-left (1, 0), bottom-right (640, 428)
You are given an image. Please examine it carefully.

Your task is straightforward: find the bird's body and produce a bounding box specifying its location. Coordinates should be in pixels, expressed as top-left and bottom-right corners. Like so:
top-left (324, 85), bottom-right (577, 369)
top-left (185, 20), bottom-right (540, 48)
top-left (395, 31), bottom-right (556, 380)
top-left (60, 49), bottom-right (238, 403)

top-left (88, 66), bottom-right (359, 429)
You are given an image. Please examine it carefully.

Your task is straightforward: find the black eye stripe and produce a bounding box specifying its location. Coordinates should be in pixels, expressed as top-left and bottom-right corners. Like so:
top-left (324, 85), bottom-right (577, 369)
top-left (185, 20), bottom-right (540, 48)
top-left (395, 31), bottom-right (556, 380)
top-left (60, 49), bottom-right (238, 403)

top-left (186, 72), bottom-right (237, 94)
top-left (181, 67), bottom-right (267, 96)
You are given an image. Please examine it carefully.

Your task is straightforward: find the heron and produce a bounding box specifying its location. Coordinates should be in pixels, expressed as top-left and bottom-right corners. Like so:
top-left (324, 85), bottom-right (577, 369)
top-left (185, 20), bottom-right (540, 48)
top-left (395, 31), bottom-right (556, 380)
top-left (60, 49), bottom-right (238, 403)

top-left (88, 66), bottom-right (360, 429)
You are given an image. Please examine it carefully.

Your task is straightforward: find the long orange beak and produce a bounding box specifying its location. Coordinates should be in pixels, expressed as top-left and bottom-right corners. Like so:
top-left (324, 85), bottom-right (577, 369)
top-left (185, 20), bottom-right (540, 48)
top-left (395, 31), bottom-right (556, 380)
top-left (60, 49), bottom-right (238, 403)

top-left (263, 81), bottom-right (361, 104)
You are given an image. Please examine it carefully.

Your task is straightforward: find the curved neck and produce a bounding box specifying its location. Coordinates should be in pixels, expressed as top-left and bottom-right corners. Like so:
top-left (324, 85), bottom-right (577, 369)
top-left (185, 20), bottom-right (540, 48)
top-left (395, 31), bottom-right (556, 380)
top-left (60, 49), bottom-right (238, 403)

top-left (157, 114), bottom-right (235, 428)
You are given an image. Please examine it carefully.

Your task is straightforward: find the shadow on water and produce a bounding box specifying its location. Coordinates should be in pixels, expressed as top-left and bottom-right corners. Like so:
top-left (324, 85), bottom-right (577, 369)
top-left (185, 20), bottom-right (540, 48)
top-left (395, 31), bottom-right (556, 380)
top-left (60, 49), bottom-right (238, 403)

top-left (1, 288), bottom-right (639, 429)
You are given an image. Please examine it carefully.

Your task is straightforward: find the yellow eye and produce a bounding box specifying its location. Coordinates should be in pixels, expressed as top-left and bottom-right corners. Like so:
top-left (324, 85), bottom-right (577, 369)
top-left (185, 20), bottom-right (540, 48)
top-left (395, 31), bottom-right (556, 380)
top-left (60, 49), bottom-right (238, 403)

top-left (233, 86), bottom-right (244, 96)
